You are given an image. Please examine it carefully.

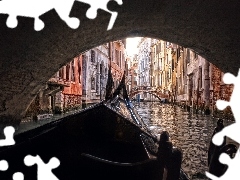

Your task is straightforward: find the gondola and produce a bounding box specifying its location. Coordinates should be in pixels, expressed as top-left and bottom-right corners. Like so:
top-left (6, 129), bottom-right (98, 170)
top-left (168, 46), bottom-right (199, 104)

top-left (0, 71), bottom-right (189, 180)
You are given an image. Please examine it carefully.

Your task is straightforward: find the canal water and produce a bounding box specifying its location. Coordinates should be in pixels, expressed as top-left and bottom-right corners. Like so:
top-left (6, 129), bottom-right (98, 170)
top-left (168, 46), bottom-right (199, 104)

top-left (17, 101), bottom-right (236, 179)
top-left (134, 101), bottom-right (218, 179)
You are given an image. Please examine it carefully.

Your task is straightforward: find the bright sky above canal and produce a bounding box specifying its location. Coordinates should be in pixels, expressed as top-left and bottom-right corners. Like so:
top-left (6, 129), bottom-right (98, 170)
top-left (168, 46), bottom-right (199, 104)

top-left (126, 37), bottom-right (141, 57)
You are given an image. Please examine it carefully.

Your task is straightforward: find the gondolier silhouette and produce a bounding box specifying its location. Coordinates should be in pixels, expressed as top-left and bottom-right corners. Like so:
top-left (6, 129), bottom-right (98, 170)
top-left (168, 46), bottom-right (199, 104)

top-left (208, 119), bottom-right (226, 166)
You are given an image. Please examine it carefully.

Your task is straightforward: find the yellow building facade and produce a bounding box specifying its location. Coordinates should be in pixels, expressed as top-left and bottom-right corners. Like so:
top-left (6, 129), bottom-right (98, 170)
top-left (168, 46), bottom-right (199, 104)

top-left (150, 40), bottom-right (176, 101)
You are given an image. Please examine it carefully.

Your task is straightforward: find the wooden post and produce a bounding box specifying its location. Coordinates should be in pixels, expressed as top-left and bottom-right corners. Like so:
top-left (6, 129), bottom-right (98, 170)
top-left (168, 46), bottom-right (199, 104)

top-left (166, 148), bottom-right (182, 180)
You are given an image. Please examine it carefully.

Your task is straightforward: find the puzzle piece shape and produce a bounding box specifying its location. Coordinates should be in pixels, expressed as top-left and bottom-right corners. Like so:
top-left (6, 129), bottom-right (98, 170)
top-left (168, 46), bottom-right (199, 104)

top-left (0, 160), bottom-right (8, 171)
top-left (0, 126), bottom-right (15, 146)
top-left (206, 149), bottom-right (240, 179)
top-left (207, 69), bottom-right (240, 179)
top-left (212, 123), bottom-right (240, 147)
top-left (0, 0), bottom-right (123, 31)
top-left (212, 70), bottom-right (240, 146)
top-left (24, 155), bottom-right (60, 180)
top-left (0, 0), bottom-right (80, 31)
top-left (76, 0), bottom-right (123, 30)
top-left (13, 172), bottom-right (24, 180)
top-left (217, 71), bottom-right (240, 120)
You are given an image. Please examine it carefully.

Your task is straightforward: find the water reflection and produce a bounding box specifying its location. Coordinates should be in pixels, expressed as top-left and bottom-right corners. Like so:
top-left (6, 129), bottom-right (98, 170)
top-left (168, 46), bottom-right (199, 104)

top-left (134, 102), bottom-right (217, 179)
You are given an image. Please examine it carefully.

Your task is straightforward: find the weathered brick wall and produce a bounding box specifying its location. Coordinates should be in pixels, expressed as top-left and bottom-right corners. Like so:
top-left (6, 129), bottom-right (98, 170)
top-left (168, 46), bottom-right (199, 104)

top-left (111, 41), bottom-right (125, 86)
top-left (62, 56), bottom-right (82, 96)
top-left (211, 65), bottom-right (233, 114)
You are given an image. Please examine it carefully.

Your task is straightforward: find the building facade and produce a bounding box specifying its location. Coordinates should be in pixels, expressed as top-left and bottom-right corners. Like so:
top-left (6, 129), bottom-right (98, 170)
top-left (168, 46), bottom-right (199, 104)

top-left (25, 55), bottom-right (82, 118)
top-left (81, 44), bottom-right (110, 107)
top-left (109, 40), bottom-right (126, 89)
top-left (25, 40), bottom-right (126, 120)
top-left (137, 38), bottom-right (151, 87)
top-left (186, 49), bottom-right (210, 109)
top-left (126, 54), bottom-right (138, 93)
top-left (137, 37), bottom-right (233, 115)
top-left (49, 40), bottom-right (126, 110)
top-left (26, 37), bottom-right (233, 120)
top-left (150, 40), bottom-right (175, 101)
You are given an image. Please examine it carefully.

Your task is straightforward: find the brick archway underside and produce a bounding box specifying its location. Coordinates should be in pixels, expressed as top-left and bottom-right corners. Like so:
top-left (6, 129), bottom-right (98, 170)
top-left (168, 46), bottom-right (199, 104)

top-left (0, 0), bottom-right (239, 126)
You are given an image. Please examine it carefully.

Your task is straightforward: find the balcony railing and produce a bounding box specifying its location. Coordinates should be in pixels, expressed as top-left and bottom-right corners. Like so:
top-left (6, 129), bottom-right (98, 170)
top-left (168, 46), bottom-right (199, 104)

top-left (48, 77), bottom-right (70, 87)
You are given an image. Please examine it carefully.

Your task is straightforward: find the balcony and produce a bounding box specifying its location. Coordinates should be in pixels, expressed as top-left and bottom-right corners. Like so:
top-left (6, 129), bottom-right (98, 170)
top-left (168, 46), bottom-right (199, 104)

top-left (48, 77), bottom-right (71, 87)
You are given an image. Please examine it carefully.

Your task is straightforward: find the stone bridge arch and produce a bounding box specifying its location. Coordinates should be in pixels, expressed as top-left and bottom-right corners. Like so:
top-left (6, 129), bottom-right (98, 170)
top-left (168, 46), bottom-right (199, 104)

top-left (132, 91), bottom-right (165, 102)
top-left (0, 0), bottom-right (240, 126)
top-left (130, 89), bottom-right (169, 102)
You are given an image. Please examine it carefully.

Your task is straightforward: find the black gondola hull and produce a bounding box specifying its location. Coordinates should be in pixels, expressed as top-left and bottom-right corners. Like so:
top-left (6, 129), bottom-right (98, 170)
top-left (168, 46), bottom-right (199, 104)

top-left (0, 102), bottom-right (160, 180)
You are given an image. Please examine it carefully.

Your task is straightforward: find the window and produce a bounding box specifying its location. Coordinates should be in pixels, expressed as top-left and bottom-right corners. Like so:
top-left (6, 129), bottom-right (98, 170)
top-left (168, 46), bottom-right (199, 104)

top-left (158, 74), bottom-right (161, 86)
top-left (78, 57), bottom-right (81, 83)
top-left (199, 66), bottom-right (202, 88)
top-left (91, 76), bottom-right (96, 90)
top-left (177, 47), bottom-right (180, 60)
top-left (71, 61), bottom-right (75, 82)
top-left (59, 67), bottom-right (63, 79)
top-left (172, 59), bottom-right (174, 71)
top-left (120, 51), bottom-right (122, 68)
top-left (194, 52), bottom-right (198, 59)
top-left (115, 49), bottom-right (119, 65)
top-left (66, 63), bottom-right (70, 81)
top-left (157, 58), bottom-right (162, 71)
top-left (158, 42), bottom-right (161, 52)
top-left (169, 68), bottom-right (171, 79)
top-left (187, 49), bottom-right (190, 63)
top-left (91, 50), bottom-right (95, 63)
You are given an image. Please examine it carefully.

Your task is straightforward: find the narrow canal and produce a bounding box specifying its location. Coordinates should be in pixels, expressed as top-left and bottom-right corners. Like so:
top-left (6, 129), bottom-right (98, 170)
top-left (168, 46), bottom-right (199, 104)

top-left (134, 102), bottom-right (218, 179)
top-left (16, 101), bottom-right (236, 179)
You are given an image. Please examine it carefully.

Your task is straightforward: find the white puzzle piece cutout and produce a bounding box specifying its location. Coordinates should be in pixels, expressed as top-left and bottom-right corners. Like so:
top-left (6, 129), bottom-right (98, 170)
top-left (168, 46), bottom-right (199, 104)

top-left (12, 172), bottom-right (24, 180)
top-left (0, 0), bottom-right (80, 31)
top-left (0, 0), bottom-right (123, 31)
top-left (76, 0), bottom-right (123, 30)
top-left (206, 69), bottom-right (240, 179)
top-left (0, 126), bottom-right (15, 146)
top-left (0, 160), bottom-right (8, 171)
top-left (212, 71), bottom-right (240, 146)
top-left (206, 149), bottom-right (240, 179)
top-left (24, 155), bottom-right (60, 180)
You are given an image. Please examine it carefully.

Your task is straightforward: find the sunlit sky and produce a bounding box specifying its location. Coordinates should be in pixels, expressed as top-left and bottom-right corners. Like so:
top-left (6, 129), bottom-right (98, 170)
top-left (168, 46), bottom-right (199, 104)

top-left (126, 37), bottom-right (141, 57)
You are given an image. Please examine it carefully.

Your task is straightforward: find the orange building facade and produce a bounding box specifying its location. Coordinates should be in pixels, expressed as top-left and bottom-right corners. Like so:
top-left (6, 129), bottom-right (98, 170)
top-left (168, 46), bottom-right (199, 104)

top-left (126, 54), bottom-right (138, 93)
top-left (25, 40), bottom-right (126, 120)
top-left (110, 40), bottom-right (126, 88)
top-left (55, 55), bottom-right (83, 112)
